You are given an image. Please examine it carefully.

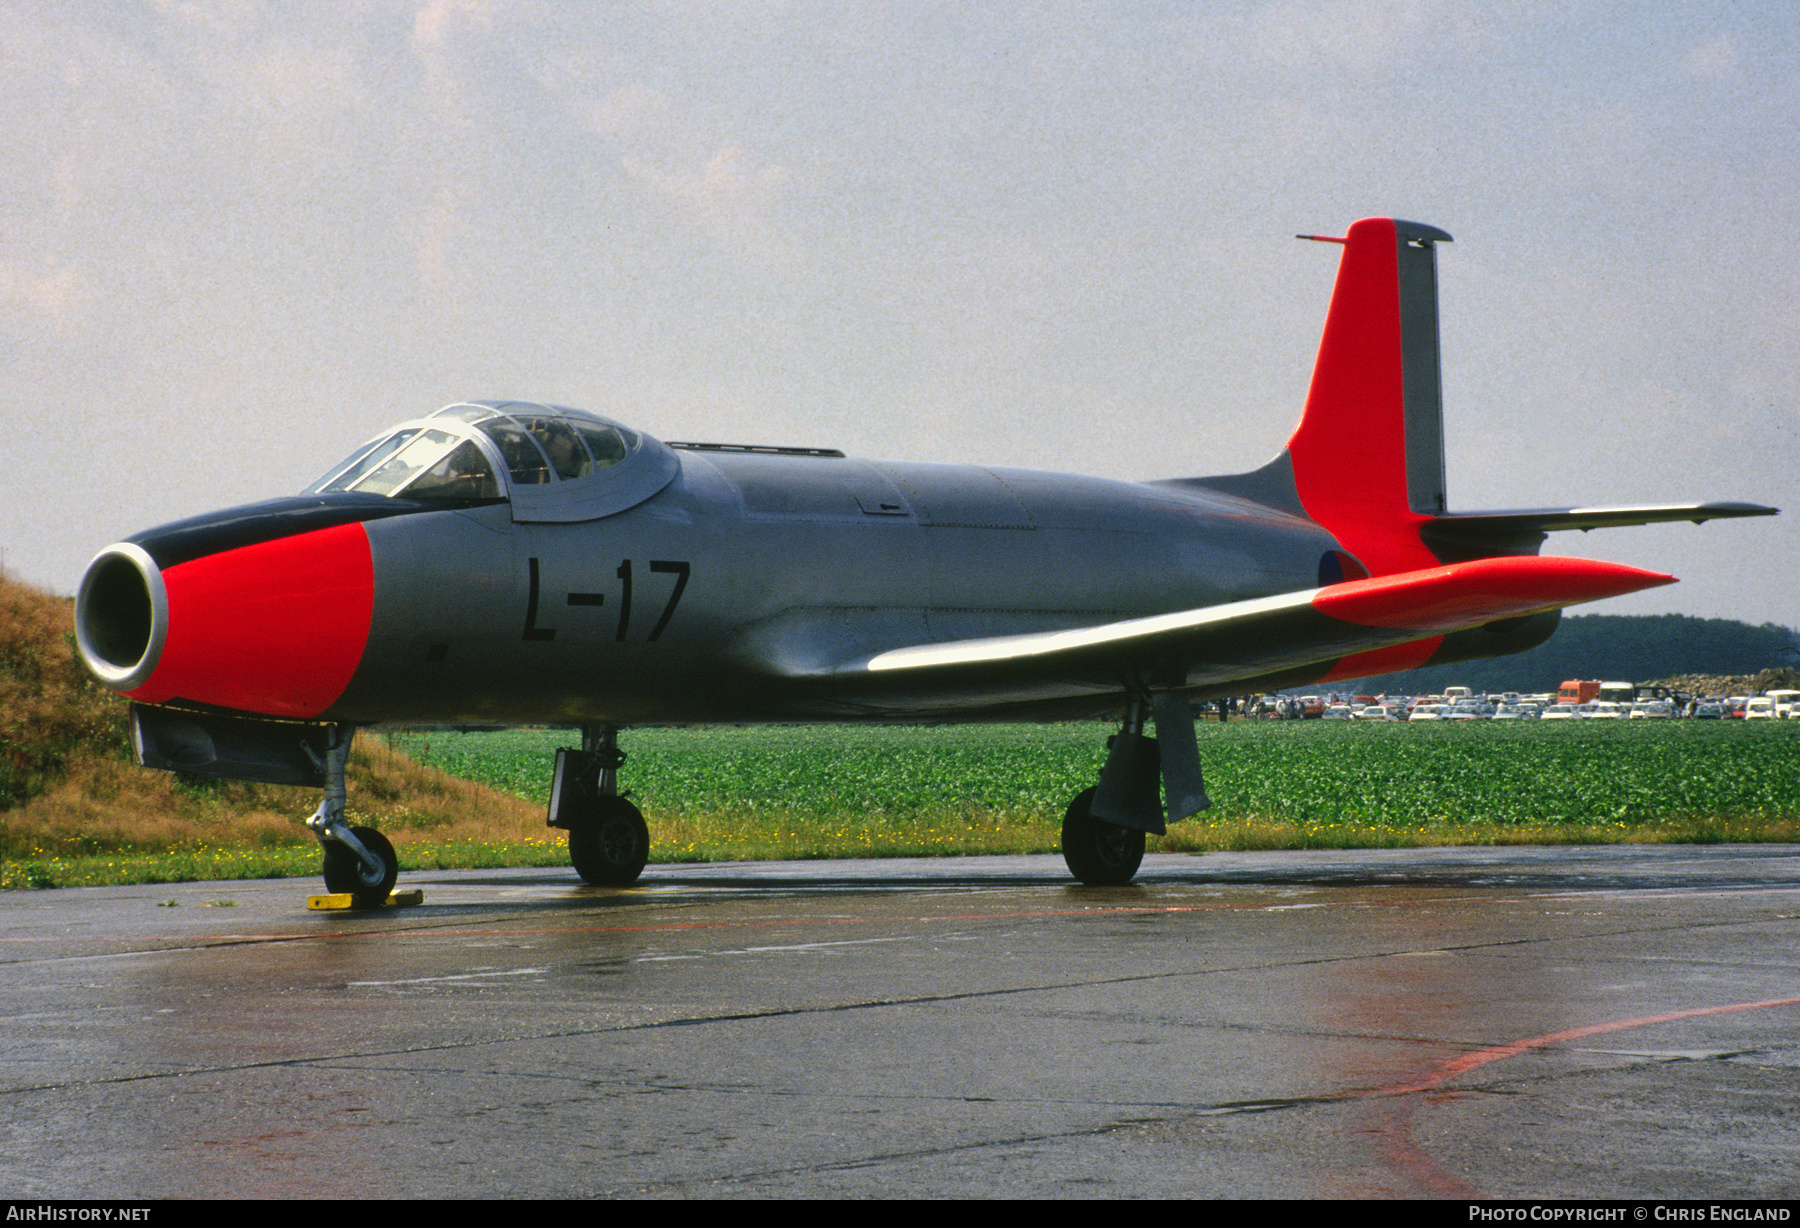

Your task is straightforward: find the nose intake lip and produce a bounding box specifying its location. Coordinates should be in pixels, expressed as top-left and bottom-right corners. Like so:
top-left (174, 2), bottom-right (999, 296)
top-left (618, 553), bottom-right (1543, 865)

top-left (76, 543), bottom-right (168, 692)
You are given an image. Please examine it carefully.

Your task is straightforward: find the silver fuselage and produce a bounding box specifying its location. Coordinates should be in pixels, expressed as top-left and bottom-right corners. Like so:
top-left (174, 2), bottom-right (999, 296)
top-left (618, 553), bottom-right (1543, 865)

top-left (335, 450), bottom-right (1336, 725)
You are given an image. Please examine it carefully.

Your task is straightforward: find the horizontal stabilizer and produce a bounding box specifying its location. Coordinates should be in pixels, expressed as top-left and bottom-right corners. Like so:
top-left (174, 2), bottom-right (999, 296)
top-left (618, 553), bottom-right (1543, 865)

top-left (854, 555), bottom-right (1672, 692)
top-left (1430, 500), bottom-right (1776, 534)
top-left (1422, 502), bottom-right (1777, 561)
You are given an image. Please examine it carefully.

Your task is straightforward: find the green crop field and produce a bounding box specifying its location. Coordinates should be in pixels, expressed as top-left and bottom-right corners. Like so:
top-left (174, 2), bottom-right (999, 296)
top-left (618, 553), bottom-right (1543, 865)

top-left (9, 719), bottom-right (1795, 889)
top-left (393, 718), bottom-right (1800, 861)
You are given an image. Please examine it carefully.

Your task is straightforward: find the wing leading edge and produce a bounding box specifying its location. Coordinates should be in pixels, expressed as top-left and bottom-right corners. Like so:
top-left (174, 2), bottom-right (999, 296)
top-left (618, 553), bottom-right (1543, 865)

top-left (846, 554), bottom-right (1673, 696)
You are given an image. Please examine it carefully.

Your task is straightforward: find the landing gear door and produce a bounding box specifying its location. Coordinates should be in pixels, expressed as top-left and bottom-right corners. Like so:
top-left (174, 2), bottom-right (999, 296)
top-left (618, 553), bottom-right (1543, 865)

top-left (129, 702), bottom-right (332, 787)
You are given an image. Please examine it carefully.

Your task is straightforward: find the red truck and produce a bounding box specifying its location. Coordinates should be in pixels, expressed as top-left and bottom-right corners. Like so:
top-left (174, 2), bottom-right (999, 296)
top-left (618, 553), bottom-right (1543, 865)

top-left (1557, 679), bottom-right (1602, 705)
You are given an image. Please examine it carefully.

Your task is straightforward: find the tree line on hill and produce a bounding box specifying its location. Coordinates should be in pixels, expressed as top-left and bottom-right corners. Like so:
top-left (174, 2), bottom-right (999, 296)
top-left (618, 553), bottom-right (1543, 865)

top-left (1352, 614), bottom-right (1800, 696)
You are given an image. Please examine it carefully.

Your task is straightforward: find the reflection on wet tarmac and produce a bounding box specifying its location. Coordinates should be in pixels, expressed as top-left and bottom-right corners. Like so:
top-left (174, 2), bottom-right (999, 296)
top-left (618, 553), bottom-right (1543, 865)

top-left (2, 846), bottom-right (1797, 1198)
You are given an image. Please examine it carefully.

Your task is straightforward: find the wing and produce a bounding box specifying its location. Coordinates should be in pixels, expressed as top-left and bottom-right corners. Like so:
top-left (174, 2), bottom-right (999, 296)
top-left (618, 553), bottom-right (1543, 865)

top-left (831, 555), bottom-right (1673, 701)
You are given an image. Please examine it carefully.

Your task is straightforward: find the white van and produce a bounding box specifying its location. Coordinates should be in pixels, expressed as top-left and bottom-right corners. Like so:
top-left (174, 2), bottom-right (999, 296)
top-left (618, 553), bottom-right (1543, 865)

top-left (1763, 690), bottom-right (1800, 719)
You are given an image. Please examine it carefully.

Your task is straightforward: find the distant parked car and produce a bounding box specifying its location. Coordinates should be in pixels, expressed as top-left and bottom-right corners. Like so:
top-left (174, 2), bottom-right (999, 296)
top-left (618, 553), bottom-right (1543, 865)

top-left (1764, 689), bottom-right (1800, 718)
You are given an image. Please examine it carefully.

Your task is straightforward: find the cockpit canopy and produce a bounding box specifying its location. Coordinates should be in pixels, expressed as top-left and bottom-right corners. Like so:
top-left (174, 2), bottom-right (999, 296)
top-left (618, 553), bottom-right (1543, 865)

top-left (304, 402), bottom-right (680, 522)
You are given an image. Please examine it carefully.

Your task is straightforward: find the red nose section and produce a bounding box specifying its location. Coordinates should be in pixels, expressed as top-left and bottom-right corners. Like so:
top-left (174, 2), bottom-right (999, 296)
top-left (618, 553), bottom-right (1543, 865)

top-left (127, 522), bottom-right (375, 718)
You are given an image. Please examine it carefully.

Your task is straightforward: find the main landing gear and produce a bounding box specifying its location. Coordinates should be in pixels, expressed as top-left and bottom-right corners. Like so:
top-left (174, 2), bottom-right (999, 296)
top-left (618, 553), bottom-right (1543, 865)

top-left (306, 724), bottom-right (400, 908)
top-left (1060, 787), bottom-right (1145, 885)
top-left (1060, 691), bottom-right (1210, 886)
top-left (549, 724), bottom-right (649, 886)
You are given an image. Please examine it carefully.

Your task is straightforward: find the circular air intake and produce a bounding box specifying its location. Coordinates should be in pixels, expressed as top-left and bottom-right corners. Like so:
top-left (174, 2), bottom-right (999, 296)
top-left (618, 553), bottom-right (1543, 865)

top-left (75, 544), bottom-right (167, 691)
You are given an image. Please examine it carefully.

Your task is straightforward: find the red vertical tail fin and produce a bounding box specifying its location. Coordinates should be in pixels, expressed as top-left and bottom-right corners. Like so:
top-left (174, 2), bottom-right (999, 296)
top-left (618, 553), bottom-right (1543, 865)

top-left (1287, 218), bottom-right (1451, 576)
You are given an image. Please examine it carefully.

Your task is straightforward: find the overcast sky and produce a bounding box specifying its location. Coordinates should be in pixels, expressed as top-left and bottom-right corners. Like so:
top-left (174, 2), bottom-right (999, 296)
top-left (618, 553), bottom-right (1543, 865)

top-left (4, 2), bottom-right (1794, 626)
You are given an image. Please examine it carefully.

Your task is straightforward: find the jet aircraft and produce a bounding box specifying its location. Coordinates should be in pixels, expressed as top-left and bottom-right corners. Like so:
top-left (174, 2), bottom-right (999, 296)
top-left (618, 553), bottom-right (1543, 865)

top-left (74, 218), bottom-right (1775, 904)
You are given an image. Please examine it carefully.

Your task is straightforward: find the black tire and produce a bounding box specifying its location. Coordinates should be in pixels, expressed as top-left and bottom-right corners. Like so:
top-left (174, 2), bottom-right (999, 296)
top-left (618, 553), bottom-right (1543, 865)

top-left (1060, 787), bottom-right (1145, 885)
top-left (569, 796), bottom-right (650, 886)
top-left (322, 826), bottom-right (399, 908)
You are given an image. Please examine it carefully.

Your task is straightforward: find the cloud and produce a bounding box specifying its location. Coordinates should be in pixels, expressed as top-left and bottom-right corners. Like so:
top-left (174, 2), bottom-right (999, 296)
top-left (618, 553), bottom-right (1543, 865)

top-left (1246, 0), bottom-right (1451, 73)
top-left (150, 0), bottom-right (263, 42)
top-left (0, 260), bottom-right (85, 333)
top-left (1679, 33), bottom-right (1740, 81)
top-left (620, 145), bottom-right (792, 259)
top-left (588, 79), bottom-right (680, 144)
top-left (412, 0), bottom-right (493, 56)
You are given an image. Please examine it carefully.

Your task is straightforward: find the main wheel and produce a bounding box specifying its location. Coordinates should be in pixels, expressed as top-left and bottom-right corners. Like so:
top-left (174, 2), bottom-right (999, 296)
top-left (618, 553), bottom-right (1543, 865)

top-left (1060, 787), bottom-right (1145, 885)
top-left (322, 826), bottom-right (399, 908)
top-left (569, 796), bottom-right (650, 886)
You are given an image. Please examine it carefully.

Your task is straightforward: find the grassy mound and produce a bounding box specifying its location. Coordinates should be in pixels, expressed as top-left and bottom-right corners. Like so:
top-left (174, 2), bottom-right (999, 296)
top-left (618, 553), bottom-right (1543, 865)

top-left (0, 574), bottom-right (124, 807)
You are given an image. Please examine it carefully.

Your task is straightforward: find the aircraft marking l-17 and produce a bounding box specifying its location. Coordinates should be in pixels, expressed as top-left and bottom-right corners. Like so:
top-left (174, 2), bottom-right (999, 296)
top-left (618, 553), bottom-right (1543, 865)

top-left (74, 218), bottom-right (1776, 903)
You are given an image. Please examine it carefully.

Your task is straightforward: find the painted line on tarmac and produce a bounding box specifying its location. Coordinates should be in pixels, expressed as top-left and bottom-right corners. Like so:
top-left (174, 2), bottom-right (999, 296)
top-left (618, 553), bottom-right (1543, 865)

top-left (635, 935), bottom-right (913, 961)
top-left (1378, 994), bottom-right (1800, 1096)
top-left (1362, 994), bottom-right (1800, 1198)
top-left (348, 966), bottom-right (551, 987)
top-left (5, 881), bottom-right (1794, 956)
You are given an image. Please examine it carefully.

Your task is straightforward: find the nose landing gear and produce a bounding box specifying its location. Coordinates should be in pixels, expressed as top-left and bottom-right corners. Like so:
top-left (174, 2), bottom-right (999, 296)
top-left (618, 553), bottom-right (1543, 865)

top-left (306, 725), bottom-right (400, 908)
top-left (322, 825), bottom-right (399, 906)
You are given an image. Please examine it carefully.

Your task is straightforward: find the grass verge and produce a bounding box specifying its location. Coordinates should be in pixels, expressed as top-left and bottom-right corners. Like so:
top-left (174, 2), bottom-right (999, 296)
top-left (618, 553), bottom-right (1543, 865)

top-left (5, 721), bottom-right (1798, 890)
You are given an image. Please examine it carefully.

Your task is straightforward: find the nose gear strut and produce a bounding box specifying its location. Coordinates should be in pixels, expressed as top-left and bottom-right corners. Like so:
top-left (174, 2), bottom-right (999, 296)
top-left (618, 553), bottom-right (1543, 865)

top-left (305, 723), bottom-right (398, 907)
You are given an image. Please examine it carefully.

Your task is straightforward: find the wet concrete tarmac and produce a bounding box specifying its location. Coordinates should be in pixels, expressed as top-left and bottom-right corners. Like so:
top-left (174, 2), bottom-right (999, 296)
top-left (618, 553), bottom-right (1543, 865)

top-left (2, 845), bottom-right (1797, 1199)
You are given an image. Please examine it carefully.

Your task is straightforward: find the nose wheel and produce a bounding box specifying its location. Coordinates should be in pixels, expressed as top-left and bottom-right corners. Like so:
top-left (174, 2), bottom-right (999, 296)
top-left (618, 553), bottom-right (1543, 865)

top-left (322, 825), bottom-right (399, 907)
top-left (305, 724), bottom-right (401, 908)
